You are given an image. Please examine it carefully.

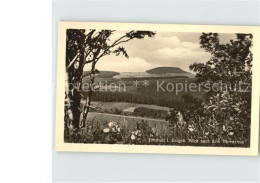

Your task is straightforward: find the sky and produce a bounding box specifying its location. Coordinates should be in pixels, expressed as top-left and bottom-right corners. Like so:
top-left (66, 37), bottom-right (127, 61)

top-left (84, 31), bottom-right (236, 73)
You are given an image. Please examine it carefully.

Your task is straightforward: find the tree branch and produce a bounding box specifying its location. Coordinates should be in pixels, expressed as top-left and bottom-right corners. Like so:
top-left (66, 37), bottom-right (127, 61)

top-left (66, 52), bottom-right (80, 70)
top-left (96, 31), bottom-right (134, 60)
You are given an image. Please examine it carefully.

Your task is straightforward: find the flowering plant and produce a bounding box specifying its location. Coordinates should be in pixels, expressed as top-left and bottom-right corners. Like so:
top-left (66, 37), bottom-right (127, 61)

top-left (102, 121), bottom-right (123, 144)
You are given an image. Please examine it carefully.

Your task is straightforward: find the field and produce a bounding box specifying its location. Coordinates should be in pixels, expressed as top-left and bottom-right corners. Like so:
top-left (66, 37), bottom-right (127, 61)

top-left (86, 112), bottom-right (169, 135)
top-left (66, 110), bottom-right (249, 147)
top-left (90, 101), bottom-right (169, 112)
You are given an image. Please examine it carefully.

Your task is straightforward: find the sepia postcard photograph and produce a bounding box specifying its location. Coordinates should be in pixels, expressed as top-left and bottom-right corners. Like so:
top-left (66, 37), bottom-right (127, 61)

top-left (55, 22), bottom-right (260, 156)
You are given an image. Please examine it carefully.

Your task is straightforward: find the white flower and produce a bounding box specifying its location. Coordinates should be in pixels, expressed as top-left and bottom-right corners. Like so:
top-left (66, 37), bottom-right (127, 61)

top-left (222, 125), bottom-right (226, 131)
top-left (131, 134), bottom-right (135, 140)
top-left (108, 122), bottom-right (113, 127)
top-left (188, 125), bottom-right (195, 132)
top-left (103, 128), bottom-right (110, 133)
top-left (108, 121), bottom-right (117, 128)
top-left (134, 130), bottom-right (140, 135)
top-left (228, 131), bottom-right (234, 136)
top-left (205, 132), bottom-right (209, 135)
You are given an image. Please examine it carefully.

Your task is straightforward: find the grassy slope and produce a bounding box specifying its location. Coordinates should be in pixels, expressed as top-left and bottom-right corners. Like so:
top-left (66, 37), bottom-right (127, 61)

top-left (86, 112), bottom-right (169, 135)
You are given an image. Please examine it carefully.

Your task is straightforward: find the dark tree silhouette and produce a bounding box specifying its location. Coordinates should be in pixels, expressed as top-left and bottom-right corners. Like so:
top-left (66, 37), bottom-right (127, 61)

top-left (190, 33), bottom-right (252, 94)
top-left (189, 33), bottom-right (253, 142)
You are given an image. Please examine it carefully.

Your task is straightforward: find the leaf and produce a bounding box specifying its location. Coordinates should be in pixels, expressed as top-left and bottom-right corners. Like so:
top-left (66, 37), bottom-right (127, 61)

top-left (126, 31), bottom-right (156, 39)
top-left (113, 47), bottom-right (129, 58)
top-left (206, 105), bottom-right (218, 110)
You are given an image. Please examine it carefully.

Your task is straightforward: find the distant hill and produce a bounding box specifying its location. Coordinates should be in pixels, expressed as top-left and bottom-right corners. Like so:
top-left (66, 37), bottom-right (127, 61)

top-left (83, 67), bottom-right (194, 79)
top-left (83, 71), bottom-right (120, 78)
top-left (146, 67), bottom-right (187, 74)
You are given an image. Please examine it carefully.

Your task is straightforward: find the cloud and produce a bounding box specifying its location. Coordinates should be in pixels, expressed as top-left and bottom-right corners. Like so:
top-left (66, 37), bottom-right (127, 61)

top-left (157, 44), bottom-right (210, 60)
top-left (84, 31), bottom-right (235, 73)
top-left (86, 56), bottom-right (157, 72)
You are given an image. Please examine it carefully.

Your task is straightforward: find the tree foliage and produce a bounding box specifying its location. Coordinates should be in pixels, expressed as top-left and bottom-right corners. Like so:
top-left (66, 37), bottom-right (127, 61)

top-left (184, 33), bottom-right (253, 142)
top-left (190, 33), bottom-right (252, 92)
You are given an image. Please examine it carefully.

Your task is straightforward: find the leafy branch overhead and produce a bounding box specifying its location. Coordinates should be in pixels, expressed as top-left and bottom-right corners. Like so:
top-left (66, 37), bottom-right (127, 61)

top-left (190, 33), bottom-right (253, 86)
top-left (66, 30), bottom-right (156, 70)
top-left (113, 47), bottom-right (129, 58)
top-left (110, 31), bottom-right (156, 59)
